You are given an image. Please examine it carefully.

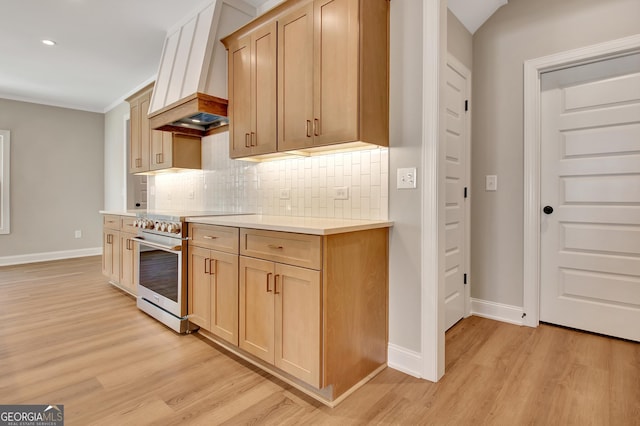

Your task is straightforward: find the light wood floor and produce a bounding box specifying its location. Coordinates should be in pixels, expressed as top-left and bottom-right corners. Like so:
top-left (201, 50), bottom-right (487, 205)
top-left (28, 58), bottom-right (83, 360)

top-left (0, 256), bottom-right (638, 425)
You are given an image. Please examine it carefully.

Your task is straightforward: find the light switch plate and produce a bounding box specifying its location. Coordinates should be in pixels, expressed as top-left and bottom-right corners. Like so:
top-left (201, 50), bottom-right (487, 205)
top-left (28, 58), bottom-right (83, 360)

top-left (397, 168), bottom-right (417, 189)
top-left (486, 175), bottom-right (498, 191)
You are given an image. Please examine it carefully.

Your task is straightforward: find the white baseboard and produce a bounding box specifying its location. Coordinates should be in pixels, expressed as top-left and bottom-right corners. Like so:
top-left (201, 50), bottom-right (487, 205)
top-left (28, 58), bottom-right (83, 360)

top-left (471, 298), bottom-right (524, 326)
top-left (387, 343), bottom-right (422, 378)
top-left (0, 247), bottom-right (102, 267)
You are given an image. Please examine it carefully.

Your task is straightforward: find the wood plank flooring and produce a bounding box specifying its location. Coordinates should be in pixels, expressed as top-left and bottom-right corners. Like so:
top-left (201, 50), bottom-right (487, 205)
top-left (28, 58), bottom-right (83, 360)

top-left (1, 256), bottom-right (638, 425)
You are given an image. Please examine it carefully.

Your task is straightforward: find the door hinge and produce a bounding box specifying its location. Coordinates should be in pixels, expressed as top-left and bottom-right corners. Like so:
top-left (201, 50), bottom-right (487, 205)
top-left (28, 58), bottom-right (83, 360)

top-left (464, 273), bottom-right (467, 285)
top-left (465, 100), bottom-right (469, 112)
top-left (464, 187), bottom-right (468, 198)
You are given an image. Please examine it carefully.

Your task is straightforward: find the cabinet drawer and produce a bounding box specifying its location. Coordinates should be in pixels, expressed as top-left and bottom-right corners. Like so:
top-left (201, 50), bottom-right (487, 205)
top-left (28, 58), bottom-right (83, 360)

top-left (189, 224), bottom-right (239, 254)
top-left (120, 217), bottom-right (137, 234)
top-left (240, 229), bottom-right (321, 270)
top-left (103, 215), bottom-right (121, 230)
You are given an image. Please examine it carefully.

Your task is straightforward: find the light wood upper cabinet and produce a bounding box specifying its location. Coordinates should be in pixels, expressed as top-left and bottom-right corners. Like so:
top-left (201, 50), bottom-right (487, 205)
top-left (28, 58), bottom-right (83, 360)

top-left (127, 83), bottom-right (201, 173)
top-left (223, 0), bottom-right (389, 159)
top-left (128, 87), bottom-right (151, 173)
top-left (279, 0), bottom-right (360, 151)
top-left (277, 4), bottom-right (314, 151)
top-left (227, 22), bottom-right (277, 158)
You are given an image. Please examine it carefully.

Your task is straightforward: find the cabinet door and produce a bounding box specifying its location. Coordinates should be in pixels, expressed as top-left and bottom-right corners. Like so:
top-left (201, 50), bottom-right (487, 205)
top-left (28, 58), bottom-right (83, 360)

top-left (102, 230), bottom-right (120, 283)
top-left (138, 91), bottom-right (151, 171)
top-left (150, 131), bottom-right (172, 171)
top-left (312, 0), bottom-right (359, 146)
top-left (188, 246), bottom-right (211, 330)
top-left (277, 3), bottom-right (314, 151)
top-left (210, 250), bottom-right (239, 345)
top-left (119, 233), bottom-right (137, 294)
top-left (129, 98), bottom-right (142, 173)
top-left (274, 263), bottom-right (321, 387)
top-left (129, 90), bottom-right (152, 173)
top-left (251, 21), bottom-right (277, 156)
top-left (228, 36), bottom-right (253, 158)
top-left (239, 256), bottom-right (275, 363)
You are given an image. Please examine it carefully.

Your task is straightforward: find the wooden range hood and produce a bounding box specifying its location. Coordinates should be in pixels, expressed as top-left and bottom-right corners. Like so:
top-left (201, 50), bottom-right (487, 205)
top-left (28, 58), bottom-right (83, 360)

top-left (147, 0), bottom-right (254, 137)
top-left (148, 92), bottom-right (229, 137)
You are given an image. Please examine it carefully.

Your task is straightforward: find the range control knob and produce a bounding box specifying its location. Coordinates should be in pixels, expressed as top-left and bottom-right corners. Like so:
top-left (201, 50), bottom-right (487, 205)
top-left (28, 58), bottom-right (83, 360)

top-left (167, 223), bottom-right (181, 234)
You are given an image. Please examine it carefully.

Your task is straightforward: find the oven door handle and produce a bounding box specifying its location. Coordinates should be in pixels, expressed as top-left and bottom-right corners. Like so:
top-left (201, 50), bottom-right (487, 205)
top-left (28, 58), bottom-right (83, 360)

top-left (131, 237), bottom-right (182, 252)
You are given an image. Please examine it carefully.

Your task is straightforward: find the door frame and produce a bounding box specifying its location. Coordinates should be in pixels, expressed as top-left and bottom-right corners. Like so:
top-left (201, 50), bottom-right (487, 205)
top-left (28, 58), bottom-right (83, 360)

top-left (522, 34), bottom-right (640, 328)
top-left (446, 53), bottom-right (472, 320)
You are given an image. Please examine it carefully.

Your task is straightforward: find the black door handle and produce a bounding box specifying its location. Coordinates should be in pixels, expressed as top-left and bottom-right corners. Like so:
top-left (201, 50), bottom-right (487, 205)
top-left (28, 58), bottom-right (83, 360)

top-left (543, 206), bottom-right (554, 215)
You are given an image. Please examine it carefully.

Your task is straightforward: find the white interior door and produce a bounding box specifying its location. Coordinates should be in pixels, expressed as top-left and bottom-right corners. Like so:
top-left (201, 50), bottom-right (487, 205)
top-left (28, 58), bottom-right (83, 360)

top-left (540, 56), bottom-right (640, 341)
top-left (444, 56), bottom-right (470, 330)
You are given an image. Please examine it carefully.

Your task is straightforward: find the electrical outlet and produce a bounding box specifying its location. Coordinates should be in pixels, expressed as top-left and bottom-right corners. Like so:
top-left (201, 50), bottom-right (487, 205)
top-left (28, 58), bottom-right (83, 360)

top-left (334, 187), bottom-right (349, 200)
top-left (279, 189), bottom-right (291, 200)
top-left (397, 168), bottom-right (417, 189)
top-left (74, 230), bottom-right (82, 239)
top-left (486, 175), bottom-right (498, 191)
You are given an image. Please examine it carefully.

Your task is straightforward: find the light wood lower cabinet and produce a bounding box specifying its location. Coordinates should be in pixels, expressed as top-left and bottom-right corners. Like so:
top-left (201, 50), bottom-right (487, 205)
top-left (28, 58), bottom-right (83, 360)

top-left (102, 215), bottom-right (137, 296)
top-left (239, 256), bottom-right (321, 387)
top-left (188, 246), bottom-right (239, 345)
top-left (102, 229), bottom-right (120, 283)
top-left (188, 223), bottom-right (388, 405)
top-left (188, 224), bottom-right (240, 345)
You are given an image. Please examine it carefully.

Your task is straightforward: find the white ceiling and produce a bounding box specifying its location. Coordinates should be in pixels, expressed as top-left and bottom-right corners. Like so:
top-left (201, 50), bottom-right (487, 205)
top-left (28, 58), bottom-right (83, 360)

top-left (0, 0), bottom-right (499, 114)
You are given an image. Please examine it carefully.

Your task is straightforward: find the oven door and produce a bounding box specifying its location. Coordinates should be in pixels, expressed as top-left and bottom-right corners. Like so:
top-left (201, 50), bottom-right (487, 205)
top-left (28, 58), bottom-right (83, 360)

top-left (133, 234), bottom-right (186, 318)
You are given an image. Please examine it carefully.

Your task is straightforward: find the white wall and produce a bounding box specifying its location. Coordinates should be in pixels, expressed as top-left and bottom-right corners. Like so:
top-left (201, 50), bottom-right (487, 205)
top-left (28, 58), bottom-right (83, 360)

top-left (471, 0), bottom-right (640, 307)
top-left (104, 102), bottom-right (129, 211)
top-left (0, 98), bottom-right (104, 260)
top-left (387, 0), bottom-right (424, 354)
top-left (447, 9), bottom-right (472, 70)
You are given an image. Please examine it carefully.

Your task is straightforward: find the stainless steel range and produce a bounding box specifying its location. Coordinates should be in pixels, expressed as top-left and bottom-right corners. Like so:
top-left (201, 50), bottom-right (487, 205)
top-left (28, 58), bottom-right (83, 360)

top-left (131, 211), bottom-right (238, 333)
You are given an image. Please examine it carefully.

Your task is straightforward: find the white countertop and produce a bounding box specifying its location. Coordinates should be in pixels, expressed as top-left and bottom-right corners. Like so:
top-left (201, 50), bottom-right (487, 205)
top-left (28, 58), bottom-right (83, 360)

top-left (186, 214), bottom-right (393, 235)
top-left (99, 210), bottom-right (141, 217)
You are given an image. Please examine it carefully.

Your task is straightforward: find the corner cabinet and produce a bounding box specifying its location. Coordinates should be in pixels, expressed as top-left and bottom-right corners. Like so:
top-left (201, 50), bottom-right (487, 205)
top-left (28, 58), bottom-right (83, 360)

top-left (127, 83), bottom-right (201, 174)
top-left (188, 222), bottom-right (389, 406)
top-left (222, 0), bottom-right (389, 160)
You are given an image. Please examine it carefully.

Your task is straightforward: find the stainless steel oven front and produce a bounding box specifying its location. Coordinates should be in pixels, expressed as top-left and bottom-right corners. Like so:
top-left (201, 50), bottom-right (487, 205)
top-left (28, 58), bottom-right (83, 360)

top-left (132, 232), bottom-right (193, 333)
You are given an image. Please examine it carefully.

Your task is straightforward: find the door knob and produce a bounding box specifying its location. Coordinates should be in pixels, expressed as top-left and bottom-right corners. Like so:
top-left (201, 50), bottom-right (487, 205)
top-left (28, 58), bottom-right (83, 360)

top-left (543, 206), bottom-right (554, 215)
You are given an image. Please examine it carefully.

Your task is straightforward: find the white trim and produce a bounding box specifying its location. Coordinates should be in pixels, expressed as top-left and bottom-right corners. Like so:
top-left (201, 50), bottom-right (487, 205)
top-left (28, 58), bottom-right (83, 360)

top-left (123, 112), bottom-right (130, 210)
top-left (0, 247), bottom-right (102, 267)
top-left (523, 34), bottom-right (640, 328)
top-left (0, 130), bottom-right (10, 235)
top-left (471, 298), bottom-right (524, 326)
top-left (446, 53), bottom-right (472, 319)
top-left (420, 0), bottom-right (445, 382)
top-left (103, 75), bottom-right (157, 113)
top-left (387, 343), bottom-right (422, 379)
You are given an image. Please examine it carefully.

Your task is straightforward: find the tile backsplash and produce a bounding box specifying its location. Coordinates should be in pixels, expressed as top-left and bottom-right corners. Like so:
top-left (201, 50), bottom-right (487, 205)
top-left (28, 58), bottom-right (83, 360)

top-left (149, 132), bottom-right (388, 220)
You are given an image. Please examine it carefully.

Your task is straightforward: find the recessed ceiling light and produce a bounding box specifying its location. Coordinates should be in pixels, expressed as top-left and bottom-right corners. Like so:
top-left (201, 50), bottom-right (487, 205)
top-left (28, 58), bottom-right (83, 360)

top-left (41, 39), bottom-right (57, 46)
